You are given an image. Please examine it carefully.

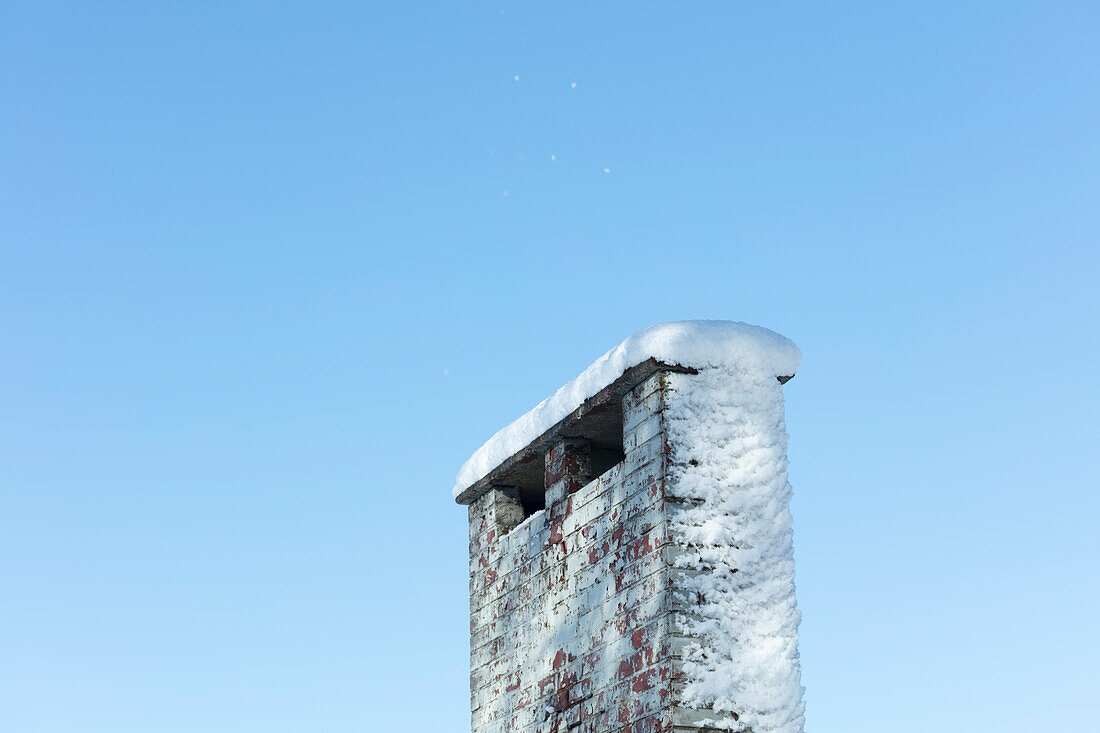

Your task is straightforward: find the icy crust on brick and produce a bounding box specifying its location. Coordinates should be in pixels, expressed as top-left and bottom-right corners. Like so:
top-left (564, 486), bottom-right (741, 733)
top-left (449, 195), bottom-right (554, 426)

top-left (666, 368), bottom-right (805, 733)
top-left (453, 320), bottom-right (801, 498)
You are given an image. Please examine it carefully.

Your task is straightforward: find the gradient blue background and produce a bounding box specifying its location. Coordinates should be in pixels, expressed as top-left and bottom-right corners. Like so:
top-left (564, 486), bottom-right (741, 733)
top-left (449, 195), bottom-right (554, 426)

top-left (2, 2), bottom-right (1098, 731)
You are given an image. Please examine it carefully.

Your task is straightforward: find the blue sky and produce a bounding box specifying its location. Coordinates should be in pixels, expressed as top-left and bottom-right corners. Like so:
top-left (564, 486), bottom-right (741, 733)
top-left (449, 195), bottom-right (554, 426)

top-left (2, 2), bottom-right (1098, 731)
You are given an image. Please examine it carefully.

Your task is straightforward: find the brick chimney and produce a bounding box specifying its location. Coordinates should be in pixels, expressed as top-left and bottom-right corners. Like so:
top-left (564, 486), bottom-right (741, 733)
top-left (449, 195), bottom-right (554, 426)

top-left (454, 322), bottom-right (805, 733)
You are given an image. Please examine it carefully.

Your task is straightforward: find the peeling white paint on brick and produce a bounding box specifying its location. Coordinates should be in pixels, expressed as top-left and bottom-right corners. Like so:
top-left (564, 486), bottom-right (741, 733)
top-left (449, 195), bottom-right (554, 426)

top-left (468, 374), bottom-right (676, 733)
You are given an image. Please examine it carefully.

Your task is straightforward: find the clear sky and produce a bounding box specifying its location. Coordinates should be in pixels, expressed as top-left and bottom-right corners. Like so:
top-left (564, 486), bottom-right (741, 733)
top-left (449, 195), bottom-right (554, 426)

top-left (2, 2), bottom-right (1098, 731)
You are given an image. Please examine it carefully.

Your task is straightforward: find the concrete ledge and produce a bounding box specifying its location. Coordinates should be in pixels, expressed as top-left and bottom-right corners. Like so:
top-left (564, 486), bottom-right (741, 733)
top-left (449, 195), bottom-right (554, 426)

top-left (454, 358), bottom-right (697, 506)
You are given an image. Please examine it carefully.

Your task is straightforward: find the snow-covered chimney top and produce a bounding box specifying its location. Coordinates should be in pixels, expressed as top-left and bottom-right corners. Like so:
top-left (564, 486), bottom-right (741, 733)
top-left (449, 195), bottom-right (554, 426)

top-left (452, 320), bottom-right (800, 501)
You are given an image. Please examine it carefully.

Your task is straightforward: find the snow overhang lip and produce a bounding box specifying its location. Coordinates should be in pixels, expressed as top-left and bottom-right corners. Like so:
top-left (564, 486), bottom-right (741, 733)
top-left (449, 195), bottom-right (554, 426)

top-left (452, 320), bottom-right (801, 503)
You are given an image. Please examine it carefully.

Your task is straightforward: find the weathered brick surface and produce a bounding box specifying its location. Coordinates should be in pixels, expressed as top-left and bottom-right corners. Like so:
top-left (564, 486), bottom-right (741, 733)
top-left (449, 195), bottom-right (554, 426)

top-left (469, 373), bottom-right (675, 733)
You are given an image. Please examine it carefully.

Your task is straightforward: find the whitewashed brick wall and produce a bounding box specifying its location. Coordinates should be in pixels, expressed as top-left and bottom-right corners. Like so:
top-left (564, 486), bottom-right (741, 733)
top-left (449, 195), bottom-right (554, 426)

top-left (467, 370), bottom-right (776, 733)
